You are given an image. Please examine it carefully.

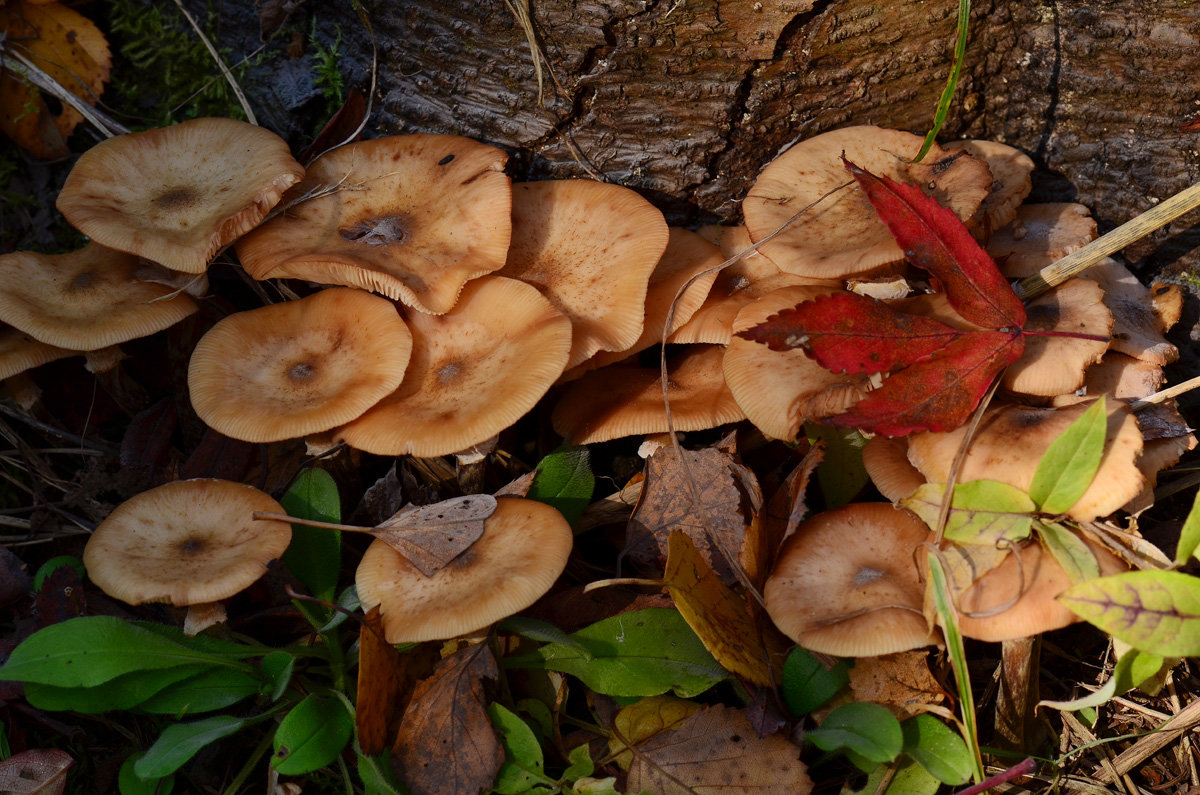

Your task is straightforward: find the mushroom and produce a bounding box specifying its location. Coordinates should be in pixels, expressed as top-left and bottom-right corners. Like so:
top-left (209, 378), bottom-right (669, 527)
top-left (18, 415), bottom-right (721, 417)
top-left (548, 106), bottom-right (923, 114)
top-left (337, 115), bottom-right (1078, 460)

top-left (943, 139), bottom-right (1034, 234)
top-left (987, 204), bottom-right (1098, 279)
top-left (356, 496), bottom-right (572, 642)
top-left (1079, 258), bottom-right (1179, 365)
top-left (862, 436), bottom-right (924, 502)
top-left (187, 287), bottom-right (413, 442)
top-left (82, 479), bottom-right (292, 634)
top-left (337, 276), bottom-right (571, 457)
top-left (236, 134), bottom-right (512, 315)
top-left (764, 502), bottom-right (939, 656)
top-left (56, 117), bottom-right (304, 273)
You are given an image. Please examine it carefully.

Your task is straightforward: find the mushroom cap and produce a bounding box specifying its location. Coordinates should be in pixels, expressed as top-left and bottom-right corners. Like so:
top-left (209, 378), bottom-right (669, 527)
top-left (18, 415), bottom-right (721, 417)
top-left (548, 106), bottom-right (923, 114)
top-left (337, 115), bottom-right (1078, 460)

top-left (236, 134), bottom-right (511, 315)
top-left (764, 502), bottom-right (938, 656)
top-left (742, 126), bottom-right (991, 279)
top-left (1049, 352), bottom-right (1164, 406)
top-left (907, 400), bottom-right (1145, 522)
top-left (551, 344), bottom-right (746, 445)
top-left (500, 180), bottom-right (669, 368)
top-left (188, 287), bottom-right (413, 442)
top-left (1080, 258), bottom-right (1179, 365)
top-left (56, 118), bottom-right (304, 273)
top-left (0, 244), bottom-right (198, 350)
top-left (337, 276), bottom-right (571, 457)
top-left (356, 496), bottom-right (573, 642)
top-left (943, 140), bottom-right (1034, 233)
top-left (667, 271), bottom-right (814, 345)
top-left (956, 535), bottom-right (1127, 642)
top-left (82, 479), bottom-right (292, 606)
top-left (0, 326), bottom-right (77, 380)
top-left (1001, 278), bottom-right (1113, 397)
top-left (862, 436), bottom-right (924, 502)
top-left (988, 204), bottom-right (1098, 278)
top-left (723, 285), bottom-right (870, 440)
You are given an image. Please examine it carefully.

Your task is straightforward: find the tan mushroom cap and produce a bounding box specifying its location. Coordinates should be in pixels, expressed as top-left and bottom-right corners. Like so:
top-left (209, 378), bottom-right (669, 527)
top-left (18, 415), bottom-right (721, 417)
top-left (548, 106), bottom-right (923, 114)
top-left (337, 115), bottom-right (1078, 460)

top-left (988, 204), bottom-right (1098, 278)
top-left (1080, 258), bottom-right (1179, 365)
top-left (0, 326), bottom-right (77, 380)
top-left (1049, 352), bottom-right (1163, 406)
top-left (956, 535), bottom-right (1127, 642)
top-left (723, 285), bottom-right (869, 441)
top-left (337, 276), bottom-right (571, 457)
top-left (188, 287), bottom-right (412, 443)
top-left (943, 140), bottom-right (1034, 234)
top-left (907, 400), bottom-right (1145, 522)
top-left (862, 436), bottom-right (924, 502)
top-left (552, 345), bottom-right (746, 445)
top-left (236, 134), bottom-right (511, 315)
top-left (764, 502), bottom-right (939, 657)
top-left (0, 244), bottom-right (197, 350)
top-left (742, 126), bottom-right (991, 279)
top-left (57, 118), bottom-right (304, 274)
top-left (82, 479), bottom-right (292, 606)
top-left (500, 180), bottom-right (668, 368)
top-left (356, 496), bottom-right (572, 643)
top-left (1001, 278), bottom-right (1112, 397)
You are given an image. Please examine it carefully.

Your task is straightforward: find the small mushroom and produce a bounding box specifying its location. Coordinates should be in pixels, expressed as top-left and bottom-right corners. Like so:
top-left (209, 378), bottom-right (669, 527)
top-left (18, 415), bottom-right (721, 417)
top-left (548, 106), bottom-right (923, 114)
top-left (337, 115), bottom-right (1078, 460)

top-left (1080, 258), bottom-right (1179, 365)
top-left (943, 139), bottom-right (1035, 234)
top-left (987, 204), bottom-right (1098, 279)
top-left (862, 435), bottom-right (924, 502)
top-left (1001, 278), bottom-right (1112, 397)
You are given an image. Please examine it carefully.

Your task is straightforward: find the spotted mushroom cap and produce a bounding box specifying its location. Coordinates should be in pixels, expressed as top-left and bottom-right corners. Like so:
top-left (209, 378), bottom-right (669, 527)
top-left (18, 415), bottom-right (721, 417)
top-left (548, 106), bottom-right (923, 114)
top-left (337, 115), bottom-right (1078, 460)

top-left (988, 204), bottom-right (1098, 279)
top-left (82, 479), bottom-right (292, 606)
top-left (236, 134), bottom-right (512, 315)
top-left (56, 118), bottom-right (304, 274)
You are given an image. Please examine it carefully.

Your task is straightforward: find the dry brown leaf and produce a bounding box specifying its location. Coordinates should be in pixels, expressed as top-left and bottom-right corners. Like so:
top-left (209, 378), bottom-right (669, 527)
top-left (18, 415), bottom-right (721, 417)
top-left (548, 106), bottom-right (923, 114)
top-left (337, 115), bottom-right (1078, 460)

top-left (356, 608), bottom-right (440, 755)
top-left (0, 749), bottom-right (73, 795)
top-left (626, 446), bottom-right (749, 584)
top-left (392, 642), bottom-right (503, 795)
top-left (762, 444), bottom-right (824, 572)
top-left (608, 695), bottom-right (702, 769)
top-left (625, 704), bottom-right (812, 795)
top-left (0, 1), bottom-right (111, 158)
top-left (847, 651), bottom-right (949, 720)
top-left (664, 531), bottom-right (772, 686)
top-left (373, 495), bottom-right (497, 576)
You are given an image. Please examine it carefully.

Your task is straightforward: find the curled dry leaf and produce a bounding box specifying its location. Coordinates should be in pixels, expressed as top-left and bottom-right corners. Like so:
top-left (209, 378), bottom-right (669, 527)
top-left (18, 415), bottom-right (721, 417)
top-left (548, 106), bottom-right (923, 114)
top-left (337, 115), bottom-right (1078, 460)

top-left (374, 494), bottom-right (498, 577)
top-left (847, 651), bottom-right (949, 720)
top-left (0, 748), bottom-right (73, 795)
top-left (356, 607), bottom-right (441, 756)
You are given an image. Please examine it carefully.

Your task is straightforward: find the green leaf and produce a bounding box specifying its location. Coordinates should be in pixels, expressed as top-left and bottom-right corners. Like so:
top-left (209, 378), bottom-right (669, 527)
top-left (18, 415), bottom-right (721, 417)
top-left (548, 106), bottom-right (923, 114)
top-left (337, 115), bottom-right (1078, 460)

top-left (32, 556), bottom-right (84, 591)
top-left (489, 703), bottom-right (550, 794)
top-left (841, 759), bottom-right (941, 795)
top-left (903, 480), bottom-right (1034, 546)
top-left (23, 665), bottom-right (208, 713)
top-left (1175, 487), bottom-right (1200, 566)
top-left (780, 646), bottom-right (849, 717)
top-left (118, 754), bottom-right (173, 795)
top-left (527, 447), bottom-right (595, 526)
top-left (272, 694), bottom-right (354, 775)
top-left (807, 702), bottom-right (902, 764)
top-left (805, 424), bottom-right (868, 509)
top-left (357, 751), bottom-right (404, 795)
top-left (281, 468), bottom-right (342, 603)
top-left (1039, 648), bottom-right (1165, 712)
top-left (0, 617), bottom-right (252, 687)
top-left (497, 616), bottom-right (592, 659)
top-left (136, 667), bottom-right (262, 715)
top-left (260, 651), bottom-right (295, 702)
top-left (900, 714), bottom-right (971, 785)
top-left (506, 608), bottom-right (726, 698)
top-left (134, 716), bottom-right (246, 779)
top-left (1036, 521), bottom-right (1099, 583)
top-left (129, 622), bottom-right (260, 658)
top-left (1060, 570), bottom-right (1200, 657)
top-left (1028, 396), bottom-right (1106, 514)
top-left (562, 744), bottom-right (594, 783)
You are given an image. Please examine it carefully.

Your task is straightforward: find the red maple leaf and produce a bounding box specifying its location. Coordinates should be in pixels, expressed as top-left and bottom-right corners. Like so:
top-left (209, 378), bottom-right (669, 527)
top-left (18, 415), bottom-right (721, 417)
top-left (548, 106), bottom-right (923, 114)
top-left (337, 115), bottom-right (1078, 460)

top-left (737, 158), bottom-right (1072, 437)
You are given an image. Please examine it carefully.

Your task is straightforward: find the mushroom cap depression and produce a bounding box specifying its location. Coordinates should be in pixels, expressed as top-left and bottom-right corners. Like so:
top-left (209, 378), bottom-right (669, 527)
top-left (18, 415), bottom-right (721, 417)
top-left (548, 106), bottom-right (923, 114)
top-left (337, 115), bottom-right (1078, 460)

top-left (56, 117), bottom-right (304, 273)
top-left (83, 479), bottom-right (292, 606)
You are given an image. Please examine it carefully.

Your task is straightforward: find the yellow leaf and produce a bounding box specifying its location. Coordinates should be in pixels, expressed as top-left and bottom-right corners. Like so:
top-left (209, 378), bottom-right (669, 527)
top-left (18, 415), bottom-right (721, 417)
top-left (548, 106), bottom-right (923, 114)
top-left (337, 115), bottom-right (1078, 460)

top-left (607, 695), bottom-right (701, 769)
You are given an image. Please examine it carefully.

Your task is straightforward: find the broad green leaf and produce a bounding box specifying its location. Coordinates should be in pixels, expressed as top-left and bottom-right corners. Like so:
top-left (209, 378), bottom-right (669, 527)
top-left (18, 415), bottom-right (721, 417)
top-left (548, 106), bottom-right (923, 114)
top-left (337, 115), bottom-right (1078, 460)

top-left (1175, 487), bottom-right (1200, 565)
top-left (130, 622), bottom-right (260, 658)
top-left (1060, 570), bottom-right (1200, 657)
top-left (260, 651), bottom-right (295, 702)
top-left (32, 556), bottom-right (84, 591)
top-left (23, 665), bottom-right (208, 713)
top-left (562, 744), bottom-right (595, 783)
top-left (1039, 648), bottom-right (1165, 712)
top-left (903, 480), bottom-right (1034, 546)
top-left (807, 702), bottom-right (902, 764)
top-left (0, 617), bottom-right (252, 687)
top-left (281, 468), bottom-right (342, 603)
top-left (272, 693), bottom-right (354, 775)
top-left (805, 424), bottom-right (868, 509)
top-left (118, 754), bottom-right (173, 795)
top-left (507, 608), bottom-right (726, 698)
top-left (841, 759), bottom-right (941, 795)
top-left (497, 616), bottom-right (592, 659)
top-left (134, 716), bottom-right (246, 779)
top-left (527, 447), bottom-right (594, 526)
top-left (489, 703), bottom-right (550, 794)
top-left (1037, 521), bottom-right (1099, 583)
top-left (780, 646), bottom-right (848, 717)
top-left (1029, 396), bottom-right (1105, 514)
top-left (900, 714), bottom-right (971, 785)
top-left (136, 667), bottom-right (262, 715)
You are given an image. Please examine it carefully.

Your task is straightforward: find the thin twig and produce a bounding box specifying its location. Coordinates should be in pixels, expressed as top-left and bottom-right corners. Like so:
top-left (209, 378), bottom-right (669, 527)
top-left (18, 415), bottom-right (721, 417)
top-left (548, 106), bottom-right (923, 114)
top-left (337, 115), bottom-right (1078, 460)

top-left (0, 47), bottom-right (129, 137)
top-left (1129, 374), bottom-right (1200, 411)
top-left (170, 0), bottom-right (257, 125)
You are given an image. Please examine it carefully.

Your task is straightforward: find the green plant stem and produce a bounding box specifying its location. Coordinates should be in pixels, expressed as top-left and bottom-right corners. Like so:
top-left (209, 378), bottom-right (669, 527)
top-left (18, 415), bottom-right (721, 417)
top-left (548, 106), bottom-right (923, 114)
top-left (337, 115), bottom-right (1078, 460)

top-left (223, 724), bottom-right (277, 795)
top-left (915, 0), bottom-right (970, 162)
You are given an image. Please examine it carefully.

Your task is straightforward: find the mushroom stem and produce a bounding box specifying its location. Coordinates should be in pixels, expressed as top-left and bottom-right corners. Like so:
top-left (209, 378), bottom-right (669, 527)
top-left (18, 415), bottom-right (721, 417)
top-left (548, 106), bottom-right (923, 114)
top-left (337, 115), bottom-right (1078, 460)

top-left (1129, 375), bottom-right (1200, 412)
top-left (1016, 179), bottom-right (1200, 301)
top-left (994, 635), bottom-right (1040, 751)
top-left (183, 601), bottom-right (228, 636)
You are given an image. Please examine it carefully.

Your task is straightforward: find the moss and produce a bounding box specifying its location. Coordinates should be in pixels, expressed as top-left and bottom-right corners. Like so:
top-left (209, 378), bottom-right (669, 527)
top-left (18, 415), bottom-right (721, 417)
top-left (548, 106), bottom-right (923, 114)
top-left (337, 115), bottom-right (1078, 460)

top-left (310, 20), bottom-right (346, 115)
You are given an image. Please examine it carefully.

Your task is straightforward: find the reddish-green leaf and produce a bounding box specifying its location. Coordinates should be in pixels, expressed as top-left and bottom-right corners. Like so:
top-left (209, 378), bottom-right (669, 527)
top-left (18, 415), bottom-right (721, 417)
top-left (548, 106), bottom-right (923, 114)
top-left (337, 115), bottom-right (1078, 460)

top-left (830, 329), bottom-right (1025, 436)
top-left (737, 292), bottom-right (960, 374)
top-left (843, 157), bottom-right (1025, 330)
